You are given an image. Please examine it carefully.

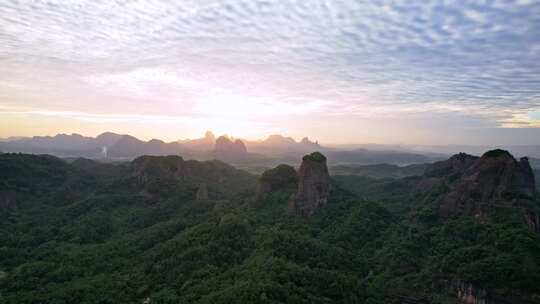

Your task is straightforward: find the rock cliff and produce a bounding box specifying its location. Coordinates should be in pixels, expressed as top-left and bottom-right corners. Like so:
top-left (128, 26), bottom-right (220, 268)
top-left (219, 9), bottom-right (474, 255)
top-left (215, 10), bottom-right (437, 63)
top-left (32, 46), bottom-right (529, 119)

top-left (438, 150), bottom-right (536, 218)
top-left (421, 150), bottom-right (538, 231)
top-left (288, 152), bottom-right (330, 216)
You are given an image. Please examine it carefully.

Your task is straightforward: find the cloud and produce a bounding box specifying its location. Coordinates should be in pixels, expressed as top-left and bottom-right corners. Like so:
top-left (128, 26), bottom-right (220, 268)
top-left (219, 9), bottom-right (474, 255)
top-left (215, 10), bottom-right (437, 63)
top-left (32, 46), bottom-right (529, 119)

top-left (0, 0), bottom-right (539, 140)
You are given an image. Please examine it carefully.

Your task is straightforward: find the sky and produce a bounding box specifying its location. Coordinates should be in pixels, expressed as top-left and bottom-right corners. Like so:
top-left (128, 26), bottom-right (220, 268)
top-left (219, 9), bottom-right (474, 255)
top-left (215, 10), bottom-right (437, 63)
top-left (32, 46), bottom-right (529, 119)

top-left (0, 0), bottom-right (539, 145)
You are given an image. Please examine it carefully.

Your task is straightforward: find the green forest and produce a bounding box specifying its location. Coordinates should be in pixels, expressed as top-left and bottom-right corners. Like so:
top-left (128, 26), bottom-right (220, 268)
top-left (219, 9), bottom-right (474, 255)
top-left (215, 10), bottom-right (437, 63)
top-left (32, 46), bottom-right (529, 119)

top-left (1, 153), bottom-right (539, 304)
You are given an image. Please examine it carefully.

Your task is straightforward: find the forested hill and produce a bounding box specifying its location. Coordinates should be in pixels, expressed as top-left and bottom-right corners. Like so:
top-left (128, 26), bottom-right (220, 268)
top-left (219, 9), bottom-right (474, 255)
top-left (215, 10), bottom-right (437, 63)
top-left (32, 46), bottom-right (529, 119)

top-left (1, 152), bottom-right (539, 304)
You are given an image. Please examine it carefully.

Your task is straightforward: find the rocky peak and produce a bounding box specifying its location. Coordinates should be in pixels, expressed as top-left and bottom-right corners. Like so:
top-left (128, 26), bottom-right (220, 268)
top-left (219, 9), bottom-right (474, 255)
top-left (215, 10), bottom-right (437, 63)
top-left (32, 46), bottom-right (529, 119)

top-left (424, 152), bottom-right (479, 178)
top-left (435, 150), bottom-right (537, 228)
top-left (264, 135), bottom-right (296, 145)
top-left (214, 136), bottom-right (248, 159)
top-left (289, 152), bottom-right (330, 216)
top-left (204, 131), bottom-right (215, 143)
top-left (300, 137), bottom-right (319, 146)
top-left (256, 164), bottom-right (297, 199)
top-left (95, 132), bottom-right (123, 146)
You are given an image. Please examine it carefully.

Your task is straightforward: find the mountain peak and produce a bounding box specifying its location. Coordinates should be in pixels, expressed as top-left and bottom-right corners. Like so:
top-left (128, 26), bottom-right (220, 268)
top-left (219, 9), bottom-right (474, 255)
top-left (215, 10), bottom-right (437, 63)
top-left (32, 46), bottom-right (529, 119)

top-left (214, 136), bottom-right (248, 159)
top-left (300, 137), bottom-right (319, 146)
top-left (425, 150), bottom-right (538, 230)
top-left (289, 152), bottom-right (330, 216)
top-left (302, 151), bottom-right (327, 162)
top-left (204, 130), bottom-right (215, 141)
top-left (482, 149), bottom-right (514, 159)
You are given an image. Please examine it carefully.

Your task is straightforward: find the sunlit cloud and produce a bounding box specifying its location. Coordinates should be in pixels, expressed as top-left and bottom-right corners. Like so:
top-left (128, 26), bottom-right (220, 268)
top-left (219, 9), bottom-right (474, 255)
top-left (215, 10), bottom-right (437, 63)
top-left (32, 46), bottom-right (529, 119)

top-left (0, 0), bottom-right (539, 143)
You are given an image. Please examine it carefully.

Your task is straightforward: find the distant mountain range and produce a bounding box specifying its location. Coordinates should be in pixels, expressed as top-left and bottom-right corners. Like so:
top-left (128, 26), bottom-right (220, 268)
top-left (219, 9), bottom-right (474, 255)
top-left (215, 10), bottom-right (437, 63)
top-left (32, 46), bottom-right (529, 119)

top-left (0, 132), bottom-right (308, 162)
top-left (2, 131), bottom-right (538, 168)
top-left (329, 143), bottom-right (540, 159)
top-left (0, 132), bottom-right (189, 159)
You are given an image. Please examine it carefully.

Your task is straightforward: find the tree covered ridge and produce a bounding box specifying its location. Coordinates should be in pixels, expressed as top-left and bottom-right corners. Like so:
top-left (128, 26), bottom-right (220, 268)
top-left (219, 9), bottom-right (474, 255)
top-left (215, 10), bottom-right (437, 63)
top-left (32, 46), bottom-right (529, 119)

top-left (0, 152), bottom-right (539, 304)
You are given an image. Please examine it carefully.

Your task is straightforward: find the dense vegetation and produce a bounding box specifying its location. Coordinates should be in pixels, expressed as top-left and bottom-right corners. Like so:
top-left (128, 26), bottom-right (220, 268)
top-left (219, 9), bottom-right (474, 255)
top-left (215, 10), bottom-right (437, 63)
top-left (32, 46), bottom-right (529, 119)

top-left (329, 163), bottom-right (428, 179)
top-left (1, 153), bottom-right (539, 303)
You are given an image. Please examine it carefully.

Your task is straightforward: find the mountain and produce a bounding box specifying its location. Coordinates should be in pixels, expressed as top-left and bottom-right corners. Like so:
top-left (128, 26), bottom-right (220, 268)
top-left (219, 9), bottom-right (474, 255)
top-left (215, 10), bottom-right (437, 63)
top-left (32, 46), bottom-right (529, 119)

top-left (213, 136), bottom-right (248, 159)
top-left (416, 150), bottom-right (538, 229)
top-left (95, 132), bottom-right (124, 147)
top-left (1, 151), bottom-right (539, 303)
top-left (288, 152), bottom-right (331, 217)
top-left (0, 132), bottom-right (191, 159)
top-left (255, 164), bottom-right (297, 199)
top-left (0, 133), bottom-right (99, 156)
top-left (0, 136), bottom-right (29, 142)
top-left (245, 134), bottom-right (321, 155)
top-left (178, 131), bottom-right (216, 151)
top-left (0, 131), bottom-right (447, 168)
top-left (107, 136), bottom-right (189, 158)
top-left (406, 144), bottom-right (540, 159)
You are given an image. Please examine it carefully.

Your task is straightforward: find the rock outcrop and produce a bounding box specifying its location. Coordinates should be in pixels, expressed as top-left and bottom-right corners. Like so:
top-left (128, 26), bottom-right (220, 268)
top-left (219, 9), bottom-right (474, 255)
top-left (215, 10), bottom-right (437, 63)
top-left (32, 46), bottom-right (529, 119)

top-left (214, 136), bottom-right (248, 160)
top-left (438, 150), bottom-right (536, 218)
top-left (524, 209), bottom-right (540, 232)
top-left (300, 137), bottom-right (319, 147)
top-left (288, 152), bottom-right (330, 216)
top-left (256, 164), bottom-right (297, 199)
top-left (424, 152), bottom-right (479, 179)
top-left (420, 150), bottom-right (538, 231)
top-left (455, 281), bottom-right (489, 304)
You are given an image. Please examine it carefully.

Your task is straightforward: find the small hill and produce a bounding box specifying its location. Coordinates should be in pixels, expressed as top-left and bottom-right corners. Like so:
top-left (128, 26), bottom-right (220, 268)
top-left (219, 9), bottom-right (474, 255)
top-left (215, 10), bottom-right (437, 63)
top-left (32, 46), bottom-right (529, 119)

top-left (256, 164), bottom-right (297, 199)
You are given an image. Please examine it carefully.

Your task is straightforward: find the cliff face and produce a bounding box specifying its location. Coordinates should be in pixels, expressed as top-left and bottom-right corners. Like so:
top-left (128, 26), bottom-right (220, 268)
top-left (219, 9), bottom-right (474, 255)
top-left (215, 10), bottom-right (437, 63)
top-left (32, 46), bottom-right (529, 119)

top-left (455, 281), bottom-right (489, 304)
top-left (421, 150), bottom-right (538, 231)
top-left (451, 279), bottom-right (525, 304)
top-left (438, 150), bottom-right (536, 218)
top-left (288, 152), bottom-right (330, 216)
top-left (424, 152), bottom-right (479, 179)
top-left (256, 164), bottom-right (297, 199)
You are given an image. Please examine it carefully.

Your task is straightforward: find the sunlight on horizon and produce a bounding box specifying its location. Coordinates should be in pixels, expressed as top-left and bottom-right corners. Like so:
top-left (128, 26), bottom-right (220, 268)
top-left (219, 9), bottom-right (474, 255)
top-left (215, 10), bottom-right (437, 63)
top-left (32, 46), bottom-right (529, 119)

top-left (0, 0), bottom-right (539, 144)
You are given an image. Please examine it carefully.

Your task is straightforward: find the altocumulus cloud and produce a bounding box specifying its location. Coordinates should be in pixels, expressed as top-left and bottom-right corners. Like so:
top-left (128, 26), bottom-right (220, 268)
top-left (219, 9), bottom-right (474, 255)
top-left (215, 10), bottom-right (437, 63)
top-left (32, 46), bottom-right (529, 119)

top-left (0, 0), bottom-right (539, 129)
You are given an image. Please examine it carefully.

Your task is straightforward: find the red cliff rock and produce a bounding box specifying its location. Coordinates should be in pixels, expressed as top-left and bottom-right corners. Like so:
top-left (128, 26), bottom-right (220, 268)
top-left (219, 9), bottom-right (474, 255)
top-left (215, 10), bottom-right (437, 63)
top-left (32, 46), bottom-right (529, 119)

top-left (288, 152), bottom-right (330, 216)
top-left (422, 150), bottom-right (538, 231)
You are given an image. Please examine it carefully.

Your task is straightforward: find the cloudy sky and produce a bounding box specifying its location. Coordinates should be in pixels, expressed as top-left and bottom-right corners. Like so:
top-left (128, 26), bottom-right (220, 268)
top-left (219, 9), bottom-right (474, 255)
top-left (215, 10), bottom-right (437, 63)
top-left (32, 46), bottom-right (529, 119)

top-left (1, 0), bottom-right (539, 144)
